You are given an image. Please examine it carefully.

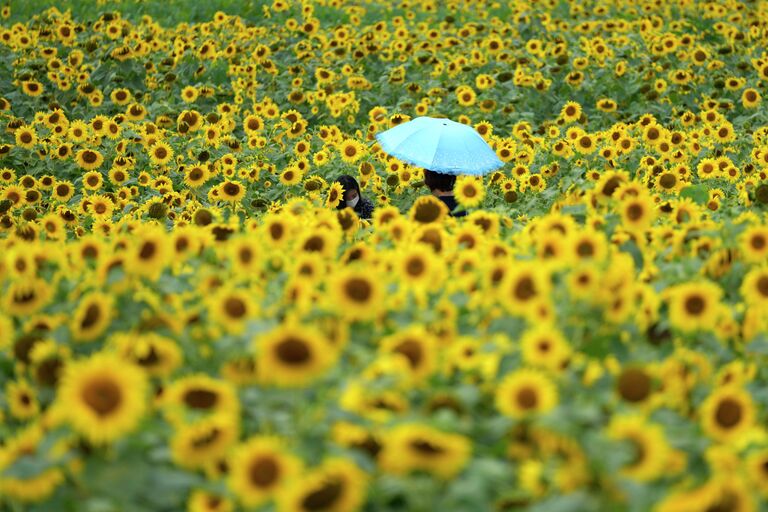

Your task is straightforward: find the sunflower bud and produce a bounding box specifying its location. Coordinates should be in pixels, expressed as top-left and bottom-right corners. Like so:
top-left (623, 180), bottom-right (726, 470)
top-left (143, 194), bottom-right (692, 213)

top-left (755, 184), bottom-right (768, 204)
top-left (148, 202), bottom-right (168, 219)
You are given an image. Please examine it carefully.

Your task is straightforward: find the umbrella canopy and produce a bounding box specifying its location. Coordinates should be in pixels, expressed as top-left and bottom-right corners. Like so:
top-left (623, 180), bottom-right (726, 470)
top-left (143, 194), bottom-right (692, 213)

top-left (375, 116), bottom-right (504, 176)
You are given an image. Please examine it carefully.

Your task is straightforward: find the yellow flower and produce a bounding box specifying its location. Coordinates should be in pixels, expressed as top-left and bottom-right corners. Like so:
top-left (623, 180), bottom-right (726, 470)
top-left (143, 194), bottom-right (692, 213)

top-left (70, 291), bottom-right (114, 342)
top-left (454, 176), bottom-right (485, 209)
top-left (276, 458), bottom-right (367, 512)
top-left (255, 323), bottom-right (337, 387)
top-left (378, 423), bottom-right (471, 479)
top-left (700, 385), bottom-right (756, 444)
top-left (495, 368), bottom-right (558, 418)
top-left (665, 280), bottom-right (723, 333)
top-left (229, 436), bottom-right (303, 508)
top-left (56, 352), bottom-right (148, 444)
top-left (606, 415), bottom-right (670, 482)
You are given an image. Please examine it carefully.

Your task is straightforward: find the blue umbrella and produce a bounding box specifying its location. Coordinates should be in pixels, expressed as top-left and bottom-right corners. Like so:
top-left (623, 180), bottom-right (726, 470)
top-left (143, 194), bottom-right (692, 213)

top-left (375, 116), bottom-right (504, 176)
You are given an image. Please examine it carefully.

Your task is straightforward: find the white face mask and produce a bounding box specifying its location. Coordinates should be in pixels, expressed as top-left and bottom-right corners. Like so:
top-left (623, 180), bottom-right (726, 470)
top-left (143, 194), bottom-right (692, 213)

top-left (346, 195), bottom-right (359, 208)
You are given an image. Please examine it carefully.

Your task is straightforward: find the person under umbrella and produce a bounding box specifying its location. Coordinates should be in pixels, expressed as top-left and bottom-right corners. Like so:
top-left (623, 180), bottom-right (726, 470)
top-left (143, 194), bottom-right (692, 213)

top-left (374, 116), bottom-right (503, 217)
top-left (422, 168), bottom-right (466, 217)
top-left (333, 174), bottom-right (374, 220)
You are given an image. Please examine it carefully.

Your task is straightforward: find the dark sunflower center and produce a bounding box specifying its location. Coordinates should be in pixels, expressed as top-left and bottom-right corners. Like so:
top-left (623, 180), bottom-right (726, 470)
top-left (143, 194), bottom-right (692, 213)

top-left (516, 387), bottom-right (538, 409)
top-left (410, 439), bottom-right (445, 456)
top-left (344, 278), bottom-right (372, 303)
top-left (82, 377), bottom-right (122, 416)
top-left (224, 297), bottom-right (247, 319)
top-left (627, 203), bottom-right (644, 221)
top-left (223, 183), bottom-right (240, 196)
top-left (406, 257), bottom-right (425, 277)
top-left (191, 427), bottom-right (221, 448)
top-left (394, 339), bottom-right (423, 368)
top-left (513, 276), bottom-right (536, 301)
top-left (684, 295), bottom-right (705, 315)
top-left (249, 457), bottom-right (279, 487)
top-left (301, 479), bottom-right (343, 511)
top-left (183, 389), bottom-right (218, 409)
top-left (275, 337), bottom-right (311, 365)
top-left (756, 276), bottom-right (768, 297)
top-left (139, 241), bottom-right (157, 260)
top-left (715, 398), bottom-right (743, 428)
top-left (414, 201), bottom-right (442, 223)
top-left (659, 173), bottom-right (676, 189)
top-left (617, 368), bottom-right (651, 403)
top-left (80, 303), bottom-right (101, 330)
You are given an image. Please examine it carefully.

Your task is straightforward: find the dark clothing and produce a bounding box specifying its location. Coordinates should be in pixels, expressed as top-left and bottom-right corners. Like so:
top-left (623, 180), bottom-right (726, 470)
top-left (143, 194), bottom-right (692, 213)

top-left (352, 196), bottom-right (375, 220)
top-left (438, 195), bottom-right (467, 217)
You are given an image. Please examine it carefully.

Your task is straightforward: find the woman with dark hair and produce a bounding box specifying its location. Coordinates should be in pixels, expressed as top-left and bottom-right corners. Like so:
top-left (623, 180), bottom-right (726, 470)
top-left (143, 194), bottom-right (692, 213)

top-left (423, 168), bottom-right (466, 217)
top-left (334, 174), bottom-right (374, 219)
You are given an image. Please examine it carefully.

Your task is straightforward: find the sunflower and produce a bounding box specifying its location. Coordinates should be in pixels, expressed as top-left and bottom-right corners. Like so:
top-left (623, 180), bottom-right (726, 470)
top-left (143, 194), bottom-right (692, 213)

top-left (0, 425), bottom-right (65, 502)
top-left (6, 379), bottom-right (39, 420)
top-left (740, 267), bottom-right (768, 307)
top-left (188, 490), bottom-right (234, 512)
top-left (338, 139), bottom-right (365, 163)
top-left (560, 101), bottom-right (582, 123)
top-left (620, 193), bottom-right (656, 232)
top-left (181, 85), bottom-right (199, 103)
top-left (82, 170), bottom-right (103, 191)
top-left (261, 213), bottom-right (293, 248)
top-left (68, 120), bottom-right (89, 142)
top-left (520, 325), bottom-right (572, 372)
top-left (700, 385), bottom-right (756, 443)
top-left (126, 227), bottom-right (171, 280)
top-left (69, 292), bottom-right (113, 342)
top-left (21, 80), bottom-right (44, 97)
top-left (380, 326), bottom-right (438, 383)
top-left (163, 374), bottom-right (240, 426)
top-left (171, 414), bottom-right (239, 470)
top-left (111, 332), bottom-right (183, 378)
top-left (56, 352), bottom-right (147, 444)
top-left (256, 323), bottom-right (336, 387)
top-left (378, 423), bottom-right (471, 479)
top-left (326, 182), bottom-right (343, 209)
top-left (740, 225), bottom-right (768, 263)
top-left (456, 86), bottom-right (477, 107)
top-left (496, 368), bottom-right (558, 418)
top-left (499, 262), bottom-right (551, 316)
top-left (184, 165), bottom-right (210, 188)
top-left (666, 280), bottom-right (723, 333)
top-left (149, 141), bottom-right (174, 166)
top-left (454, 176), bottom-right (485, 209)
top-left (329, 267), bottom-right (383, 321)
top-left (410, 195), bottom-right (449, 224)
top-left (4, 278), bottom-right (52, 316)
top-left (279, 166), bottom-right (303, 186)
top-left (276, 458), bottom-right (367, 512)
top-left (228, 236), bottom-right (261, 274)
top-left (395, 243), bottom-right (442, 292)
top-left (606, 415), bottom-right (670, 482)
top-left (742, 88), bottom-right (761, 109)
top-left (208, 287), bottom-right (256, 335)
top-left (14, 126), bottom-right (37, 149)
top-left (746, 449), bottom-right (768, 494)
top-left (218, 179), bottom-right (246, 203)
top-left (74, 148), bottom-right (104, 171)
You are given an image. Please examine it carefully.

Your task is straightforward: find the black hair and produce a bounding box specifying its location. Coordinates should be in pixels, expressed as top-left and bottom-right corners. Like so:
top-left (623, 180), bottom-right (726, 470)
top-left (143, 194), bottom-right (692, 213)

top-left (334, 174), bottom-right (361, 209)
top-left (423, 168), bottom-right (456, 192)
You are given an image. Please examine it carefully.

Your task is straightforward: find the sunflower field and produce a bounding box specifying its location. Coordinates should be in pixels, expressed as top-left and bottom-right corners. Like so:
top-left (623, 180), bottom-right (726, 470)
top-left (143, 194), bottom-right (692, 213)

top-left (2, 0), bottom-right (768, 510)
